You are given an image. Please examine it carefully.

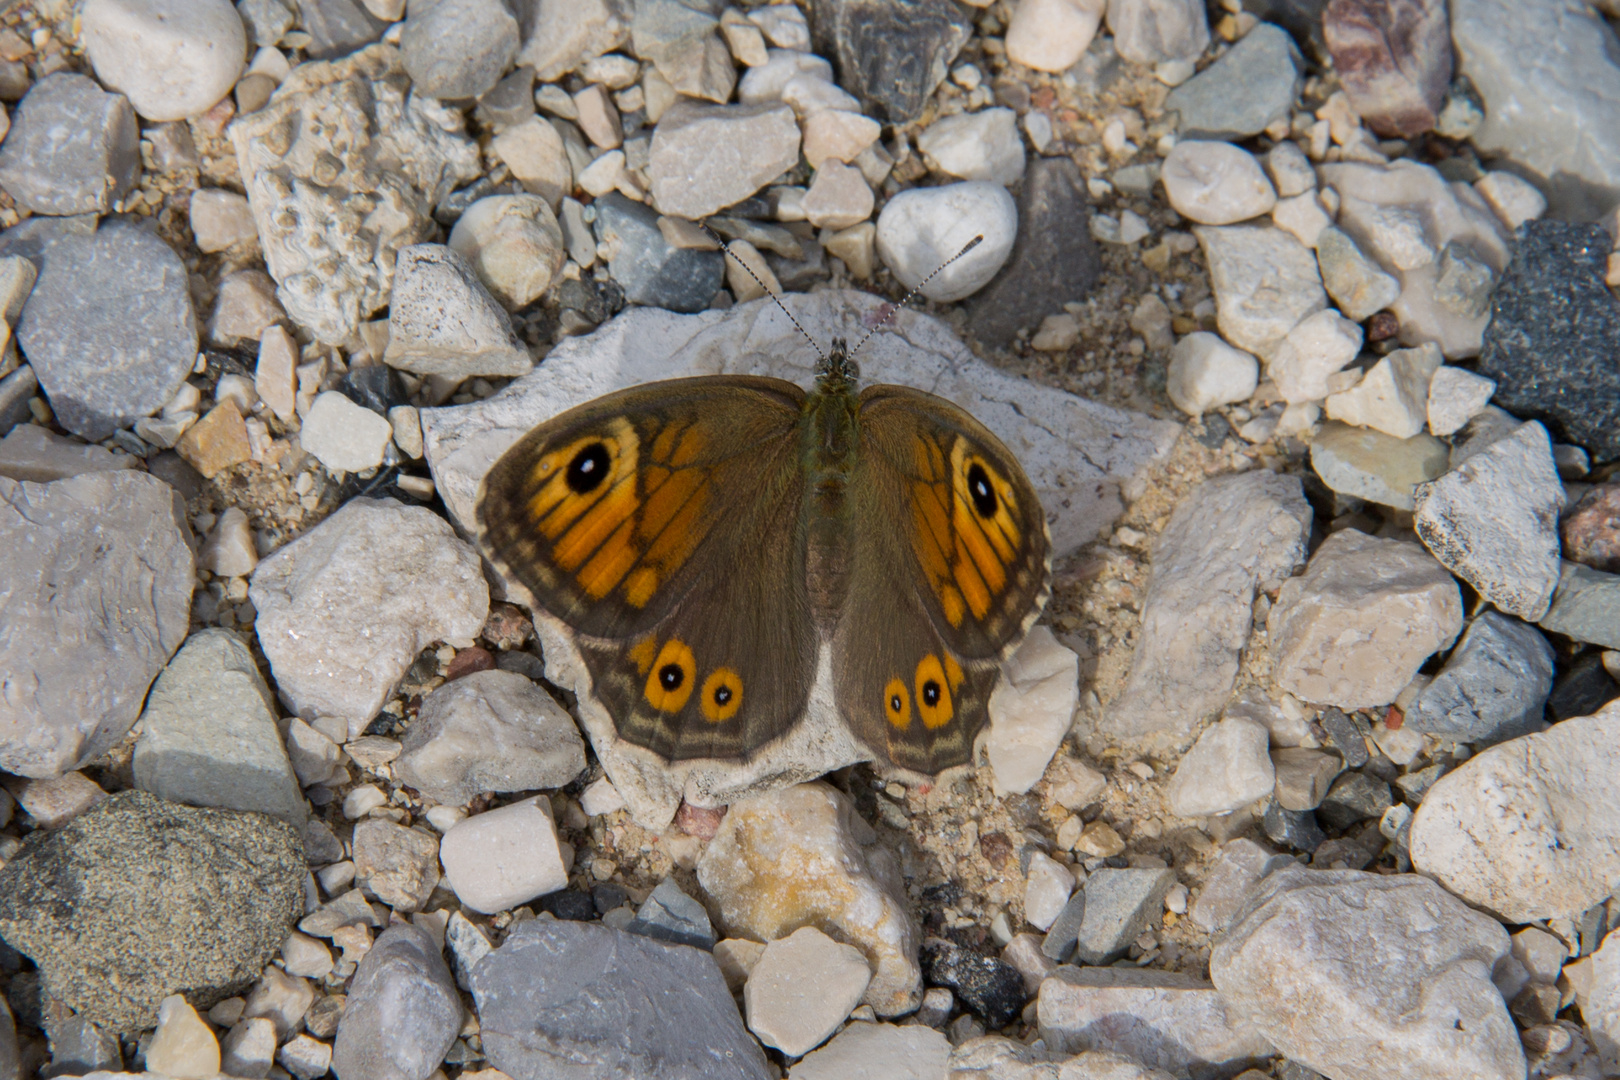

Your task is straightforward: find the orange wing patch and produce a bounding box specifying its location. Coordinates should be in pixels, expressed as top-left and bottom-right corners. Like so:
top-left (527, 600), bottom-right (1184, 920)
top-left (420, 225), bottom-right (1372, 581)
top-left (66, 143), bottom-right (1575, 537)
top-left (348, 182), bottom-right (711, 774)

top-left (884, 678), bottom-right (912, 730)
top-left (914, 654), bottom-right (955, 729)
top-left (907, 433), bottom-right (1026, 628)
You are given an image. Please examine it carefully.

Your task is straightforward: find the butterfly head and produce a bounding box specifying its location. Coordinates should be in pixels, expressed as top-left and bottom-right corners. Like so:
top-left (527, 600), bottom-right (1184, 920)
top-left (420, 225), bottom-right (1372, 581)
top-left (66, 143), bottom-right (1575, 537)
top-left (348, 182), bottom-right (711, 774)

top-left (818, 337), bottom-right (860, 389)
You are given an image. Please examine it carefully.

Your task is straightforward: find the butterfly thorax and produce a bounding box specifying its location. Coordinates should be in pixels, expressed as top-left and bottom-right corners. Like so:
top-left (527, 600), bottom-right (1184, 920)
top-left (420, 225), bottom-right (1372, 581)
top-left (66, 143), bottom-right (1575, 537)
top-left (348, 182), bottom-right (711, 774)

top-left (801, 347), bottom-right (862, 631)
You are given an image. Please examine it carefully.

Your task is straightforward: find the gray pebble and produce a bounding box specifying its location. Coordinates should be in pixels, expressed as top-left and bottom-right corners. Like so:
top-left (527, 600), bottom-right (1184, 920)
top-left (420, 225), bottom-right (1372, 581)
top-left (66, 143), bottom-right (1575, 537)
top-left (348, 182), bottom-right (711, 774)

top-left (332, 923), bottom-right (461, 1080)
top-left (627, 878), bottom-right (716, 951)
top-left (591, 192), bottom-right (723, 313)
top-left (0, 73), bottom-right (138, 216)
top-left (1407, 611), bottom-right (1555, 744)
top-left (402, 0), bottom-right (520, 100)
top-left (1165, 23), bottom-right (1302, 139)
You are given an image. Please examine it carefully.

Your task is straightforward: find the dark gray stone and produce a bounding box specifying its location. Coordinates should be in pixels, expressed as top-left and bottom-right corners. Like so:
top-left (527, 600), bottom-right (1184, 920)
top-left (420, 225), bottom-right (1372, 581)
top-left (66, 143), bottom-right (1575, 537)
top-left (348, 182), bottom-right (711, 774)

top-left (43, 1002), bottom-right (120, 1077)
top-left (809, 0), bottom-right (972, 124)
top-left (0, 364), bottom-right (34, 437)
top-left (1477, 222), bottom-right (1620, 462)
top-left (626, 878), bottom-right (715, 950)
top-left (1545, 652), bottom-right (1619, 723)
top-left (919, 938), bottom-right (1025, 1029)
top-left (1406, 611), bottom-right (1555, 744)
top-left (402, 0), bottom-right (520, 100)
top-left (1263, 803), bottom-right (1327, 853)
top-left (1318, 708), bottom-right (1370, 768)
top-left (295, 0), bottom-right (387, 59)
top-left (1041, 890), bottom-right (1086, 962)
top-left (0, 215), bottom-right (98, 271)
top-left (16, 219), bottom-right (197, 441)
top-left (0, 790), bottom-right (304, 1034)
top-left (471, 919), bottom-right (773, 1080)
top-left (332, 923), bottom-right (461, 1080)
top-left (0, 74), bottom-right (139, 216)
top-left (592, 192), bottom-right (724, 313)
top-left (476, 66), bottom-right (537, 132)
top-left (1165, 23), bottom-right (1303, 139)
top-left (1070, 868), bottom-right (1177, 966)
top-left (1316, 771), bottom-right (1393, 832)
top-left (968, 156), bottom-right (1100, 350)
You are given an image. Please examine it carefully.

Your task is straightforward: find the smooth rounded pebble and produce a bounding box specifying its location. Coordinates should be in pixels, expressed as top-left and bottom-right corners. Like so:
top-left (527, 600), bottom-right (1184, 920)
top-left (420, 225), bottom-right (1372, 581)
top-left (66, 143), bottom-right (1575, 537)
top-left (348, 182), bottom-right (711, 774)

top-left (448, 194), bottom-right (567, 310)
top-left (81, 0), bottom-right (245, 121)
top-left (1161, 141), bottom-right (1277, 225)
top-left (439, 795), bottom-right (570, 913)
top-left (1166, 332), bottom-right (1258, 416)
top-left (1006, 0), bottom-right (1105, 72)
top-left (875, 182), bottom-right (1017, 302)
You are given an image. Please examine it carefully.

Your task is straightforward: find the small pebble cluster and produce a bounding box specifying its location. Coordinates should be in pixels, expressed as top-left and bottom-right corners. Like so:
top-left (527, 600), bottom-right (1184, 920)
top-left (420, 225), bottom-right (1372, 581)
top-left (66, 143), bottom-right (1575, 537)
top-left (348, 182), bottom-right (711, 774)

top-left (0, 0), bottom-right (1617, 1078)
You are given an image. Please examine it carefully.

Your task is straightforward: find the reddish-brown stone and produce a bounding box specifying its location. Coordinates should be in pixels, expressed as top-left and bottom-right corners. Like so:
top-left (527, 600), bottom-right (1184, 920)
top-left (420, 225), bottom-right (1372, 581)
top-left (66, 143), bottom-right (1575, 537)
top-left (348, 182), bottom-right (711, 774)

top-left (1563, 482), bottom-right (1620, 572)
top-left (480, 602), bottom-right (533, 651)
top-left (1324, 0), bottom-right (1452, 138)
top-left (445, 645), bottom-right (496, 681)
top-left (674, 801), bottom-right (726, 839)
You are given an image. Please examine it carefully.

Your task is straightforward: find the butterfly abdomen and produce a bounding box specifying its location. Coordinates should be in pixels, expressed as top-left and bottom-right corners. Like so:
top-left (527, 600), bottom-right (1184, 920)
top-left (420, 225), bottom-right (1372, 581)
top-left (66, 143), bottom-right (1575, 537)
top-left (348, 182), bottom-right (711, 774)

top-left (800, 379), bottom-right (863, 635)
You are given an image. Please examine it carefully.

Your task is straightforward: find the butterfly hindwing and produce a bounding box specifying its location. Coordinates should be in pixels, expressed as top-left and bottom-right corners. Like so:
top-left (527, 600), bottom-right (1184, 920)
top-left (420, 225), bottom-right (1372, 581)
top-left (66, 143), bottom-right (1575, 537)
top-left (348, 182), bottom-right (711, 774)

top-left (477, 376), bottom-right (818, 761)
top-left (833, 384), bottom-right (1052, 772)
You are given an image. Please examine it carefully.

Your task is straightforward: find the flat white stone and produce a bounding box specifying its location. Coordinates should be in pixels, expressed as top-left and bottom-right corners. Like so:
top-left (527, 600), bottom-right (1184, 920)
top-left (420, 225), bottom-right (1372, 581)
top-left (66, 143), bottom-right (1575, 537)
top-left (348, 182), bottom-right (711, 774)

top-left (1426, 366), bottom-right (1496, 437)
top-left (1309, 422), bottom-right (1449, 510)
top-left (800, 109), bottom-right (881, 170)
top-left (82, 0), bottom-right (245, 121)
top-left (917, 107), bottom-right (1026, 187)
top-left (439, 795), bottom-right (569, 914)
top-left (1006, 0), bottom-right (1105, 72)
top-left (986, 627), bottom-right (1080, 796)
top-left (1161, 141), bottom-right (1276, 225)
top-left (1267, 309), bottom-right (1364, 404)
top-left (745, 926), bottom-right (872, 1058)
top-left (1409, 702), bottom-right (1620, 923)
top-left (737, 49), bottom-right (833, 105)
top-left (803, 161), bottom-right (874, 230)
top-left (299, 391), bottom-right (393, 473)
top-left (1194, 225), bottom-right (1326, 360)
top-left (875, 182), bottom-right (1018, 302)
top-left (1324, 343), bottom-right (1442, 439)
top-left (788, 1021), bottom-right (949, 1080)
top-left (146, 993), bottom-right (221, 1079)
top-left (1023, 851), bottom-right (1076, 932)
top-left (647, 100), bottom-right (802, 221)
top-left (1165, 716), bottom-right (1274, 817)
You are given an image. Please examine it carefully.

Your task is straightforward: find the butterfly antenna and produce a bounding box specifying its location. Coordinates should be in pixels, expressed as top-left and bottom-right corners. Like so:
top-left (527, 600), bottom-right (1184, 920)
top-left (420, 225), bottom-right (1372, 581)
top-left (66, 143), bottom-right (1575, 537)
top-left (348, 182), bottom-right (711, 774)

top-left (848, 234), bottom-right (984, 359)
top-left (700, 220), bottom-right (825, 364)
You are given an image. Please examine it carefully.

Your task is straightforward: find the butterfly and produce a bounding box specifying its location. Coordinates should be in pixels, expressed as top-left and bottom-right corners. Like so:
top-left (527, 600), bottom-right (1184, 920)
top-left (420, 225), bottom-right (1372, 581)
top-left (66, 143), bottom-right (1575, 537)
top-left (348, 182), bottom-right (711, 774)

top-left (474, 251), bottom-right (1051, 776)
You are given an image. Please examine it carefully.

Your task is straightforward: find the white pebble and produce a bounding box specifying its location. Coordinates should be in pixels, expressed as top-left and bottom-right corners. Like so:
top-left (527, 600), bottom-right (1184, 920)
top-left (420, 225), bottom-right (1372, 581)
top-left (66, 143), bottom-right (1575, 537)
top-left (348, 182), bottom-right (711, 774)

top-left (1265, 141), bottom-right (1317, 197)
top-left (1024, 852), bottom-right (1076, 931)
top-left (1271, 193), bottom-right (1331, 247)
top-left (745, 926), bottom-right (872, 1057)
top-left (917, 107), bottom-right (1026, 186)
top-left (1161, 141), bottom-right (1277, 225)
top-left (1427, 365), bottom-right (1497, 437)
top-left (81, 0), bottom-right (246, 121)
top-left (299, 391), bottom-right (393, 474)
top-left (1167, 332), bottom-right (1259, 416)
top-left (1006, 0), bottom-right (1105, 72)
top-left (189, 189), bottom-right (259, 253)
top-left (1267, 309), bottom-right (1364, 404)
top-left (986, 628), bottom-right (1079, 796)
top-left (874, 181), bottom-right (1017, 302)
top-left (203, 506), bottom-right (258, 578)
top-left (439, 795), bottom-right (570, 913)
top-left (1324, 343), bottom-right (1442, 439)
top-left (1474, 171), bottom-right (1547, 231)
top-left (579, 776), bottom-right (626, 816)
top-left (343, 784), bottom-right (388, 819)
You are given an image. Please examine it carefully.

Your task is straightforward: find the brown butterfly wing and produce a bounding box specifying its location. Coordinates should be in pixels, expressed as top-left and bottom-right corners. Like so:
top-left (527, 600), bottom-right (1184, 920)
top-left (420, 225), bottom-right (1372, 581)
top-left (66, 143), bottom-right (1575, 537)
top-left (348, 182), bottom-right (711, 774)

top-left (477, 375), bottom-right (817, 761)
top-left (832, 384), bottom-right (1052, 773)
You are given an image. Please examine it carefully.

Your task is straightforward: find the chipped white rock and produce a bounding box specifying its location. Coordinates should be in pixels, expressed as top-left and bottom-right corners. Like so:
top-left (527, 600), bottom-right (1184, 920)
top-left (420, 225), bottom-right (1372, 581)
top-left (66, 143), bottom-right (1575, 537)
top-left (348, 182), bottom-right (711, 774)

top-left (439, 794), bottom-right (569, 913)
top-left (447, 194), bottom-right (567, 311)
top-left (986, 627), bottom-right (1080, 796)
top-left (1415, 420), bottom-right (1565, 622)
top-left (1189, 838), bottom-right (1293, 933)
top-left (1474, 171), bottom-right (1547, 232)
top-left (1409, 702), bottom-right (1620, 923)
top-left (1314, 226), bottom-right (1403, 323)
top-left (1161, 141), bottom-right (1277, 226)
top-left (492, 117), bottom-right (572, 208)
top-left (1265, 141), bottom-right (1315, 198)
top-left (249, 497), bottom-right (488, 738)
top-left (1102, 471), bottom-right (1311, 743)
top-left (579, 776), bottom-right (625, 816)
top-left (789, 1021), bottom-right (949, 1080)
top-left (803, 161), bottom-right (875, 230)
top-left (745, 926), bottom-right (872, 1057)
top-left (230, 44), bottom-right (481, 344)
top-left (737, 49), bottom-right (833, 104)
top-left (518, 0), bottom-right (631, 82)
top-left (189, 189), bottom-right (260, 253)
top-left (1006, 0), bottom-right (1106, 73)
top-left (1317, 160), bottom-right (1510, 358)
top-left (422, 293), bottom-right (1177, 817)
top-left (1324, 343), bottom-right (1442, 439)
top-left (395, 669), bottom-right (587, 805)
top-left (1268, 528), bottom-right (1462, 709)
top-left (917, 107), bottom-right (1026, 187)
top-left (1309, 422), bottom-right (1450, 511)
top-left (1165, 715), bottom-right (1274, 818)
top-left (876, 182), bottom-right (1018, 302)
top-left (299, 391), bottom-right (393, 473)
top-left (647, 100), bottom-right (801, 221)
top-left (82, 0), bottom-right (246, 122)
top-left (1210, 864), bottom-right (1525, 1080)
top-left (747, 5), bottom-right (810, 50)
top-left (1267, 309), bottom-right (1364, 405)
top-left (384, 244), bottom-right (532, 378)
top-left (1023, 852), bottom-right (1076, 932)
top-left (1194, 225), bottom-right (1326, 359)
top-left (800, 110), bottom-right (882, 170)
top-left (1166, 332), bottom-right (1259, 417)
top-left (1270, 192), bottom-right (1332, 248)
top-left (698, 782), bottom-right (922, 1016)
top-left (1426, 365), bottom-right (1496, 438)
top-left (1039, 967), bottom-right (1275, 1078)
top-left (146, 993), bottom-right (221, 1078)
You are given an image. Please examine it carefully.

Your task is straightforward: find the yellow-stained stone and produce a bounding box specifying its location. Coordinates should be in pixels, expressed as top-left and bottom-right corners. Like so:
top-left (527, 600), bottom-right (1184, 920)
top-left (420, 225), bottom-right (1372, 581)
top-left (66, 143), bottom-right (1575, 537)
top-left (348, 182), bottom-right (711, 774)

top-left (176, 399), bottom-right (251, 478)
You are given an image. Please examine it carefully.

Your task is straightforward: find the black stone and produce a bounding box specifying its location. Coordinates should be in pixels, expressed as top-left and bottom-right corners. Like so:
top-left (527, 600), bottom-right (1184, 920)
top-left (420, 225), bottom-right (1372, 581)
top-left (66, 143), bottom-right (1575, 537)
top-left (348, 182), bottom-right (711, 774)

top-left (1477, 221), bottom-right (1620, 462)
top-left (1546, 653), bottom-right (1619, 722)
top-left (1195, 412), bottom-right (1234, 449)
top-left (967, 157), bottom-right (1101, 350)
top-left (538, 889), bottom-right (598, 922)
top-left (1239, 0), bottom-right (1330, 59)
top-left (1316, 771), bottom-right (1393, 832)
top-left (808, 0), bottom-right (972, 125)
top-left (592, 193), bottom-right (724, 314)
top-left (342, 363), bottom-right (407, 415)
top-left (1263, 802), bottom-right (1327, 854)
top-left (592, 881), bottom-right (630, 915)
top-left (554, 275), bottom-right (626, 327)
top-left (1319, 708), bottom-right (1370, 768)
top-left (920, 938), bottom-right (1026, 1029)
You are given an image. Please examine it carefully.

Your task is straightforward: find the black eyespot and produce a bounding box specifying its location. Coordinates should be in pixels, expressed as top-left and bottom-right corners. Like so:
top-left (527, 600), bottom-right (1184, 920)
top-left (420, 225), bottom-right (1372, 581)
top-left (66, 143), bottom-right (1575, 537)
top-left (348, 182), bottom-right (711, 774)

top-left (890, 694), bottom-right (903, 713)
top-left (967, 463), bottom-right (997, 518)
top-left (659, 663), bottom-right (684, 691)
top-left (922, 680), bottom-right (942, 707)
top-left (713, 684), bottom-right (732, 706)
top-left (566, 443), bottom-right (611, 494)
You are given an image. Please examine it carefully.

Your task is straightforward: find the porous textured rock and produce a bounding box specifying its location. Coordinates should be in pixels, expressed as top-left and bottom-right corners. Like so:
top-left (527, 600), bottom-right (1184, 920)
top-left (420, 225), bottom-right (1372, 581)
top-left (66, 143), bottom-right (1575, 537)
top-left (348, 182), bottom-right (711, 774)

top-left (0, 471), bottom-right (193, 778)
top-left (1210, 864), bottom-right (1525, 1080)
top-left (1268, 529), bottom-right (1462, 709)
top-left (698, 782), bottom-right (922, 1016)
top-left (249, 497), bottom-right (489, 738)
top-left (229, 44), bottom-right (481, 343)
top-left (1103, 471), bottom-right (1311, 743)
top-left (0, 790), bottom-right (303, 1034)
top-left (1408, 703), bottom-right (1620, 923)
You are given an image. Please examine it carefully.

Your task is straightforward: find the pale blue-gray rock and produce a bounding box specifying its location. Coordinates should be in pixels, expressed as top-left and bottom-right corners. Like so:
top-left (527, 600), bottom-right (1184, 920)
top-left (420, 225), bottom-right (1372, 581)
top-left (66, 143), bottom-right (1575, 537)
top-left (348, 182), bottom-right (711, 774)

top-left (0, 365), bottom-right (37, 437)
top-left (1071, 867), bottom-right (1178, 966)
top-left (1042, 889), bottom-right (1087, 962)
top-left (332, 923), bottom-right (461, 1080)
top-left (1539, 562), bottom-right (1620, 651)
top-left (402, 0), bottom-right (520, 100)
top-left (0, 73), bottom-right (138, 216)
top-left (1165, 23), bottom-right (1302, 140)
top-left (383, 244), bottom-right (532, 378)
top-left (591, 192), bottom-right (724, 312)
top-left (16, 220), bottom-right (197, 441)
top-left (0, 471), bottom-right (193, 778)
top-left (1406, 611), bottom-right (1554, 744)
top-left (133, 629), bottom-right (306, 823)
top-left (0, 214), bottom-right (98, 272)
top-left (472, 919), bottom-right (773, 1080)
top-left (445, 910), bottom-right (494, 990)
top-left (626, 878), bottom-right (715, 950)
top-left (43, 1008), bottom-right (121, 1075)
top-left (0, 790), bottom-right (303, 1034)
top-left (297, 0), bottom-right (387, 58)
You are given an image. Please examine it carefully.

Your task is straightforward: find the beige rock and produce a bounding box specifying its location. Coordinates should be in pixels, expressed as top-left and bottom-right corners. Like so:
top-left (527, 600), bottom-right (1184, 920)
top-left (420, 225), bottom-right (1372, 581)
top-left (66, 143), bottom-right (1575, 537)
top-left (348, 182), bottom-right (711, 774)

top-left (146, 994), bottom-right (221, 1078)
top-left (986, 627), bottom-right (1079, 795)
top-left (949, 1036), bottom-right (1177, 1080)
top-left (190, 188), bottom-right (258, 253)
top-left (1267, 528), bottom-right (1463, 709)
top-left (719, 9), bottom-right (769, 67)
top-left (714, 937), bottom-right (766, 993)
top-left (1270, 747), bottom-right (1343, 811)
top-left (803, 161), bottom-right (874, 230)
top-left (1324, 343), bottom-right (1442, 439)
top-left (1166, 332), bottom-right (1258, 416)
top-left (221, 1016), bottom-right (277, 1079)
top-left (647, 100), bottom-right (800, 221)
top-left (208, 268), bottom-right (285, 346)
top-left (1074, 820), bottom-right (1125, 858)
top-left (792, 1021), bottom-right (950, 1080)
top-left (823, 221), bottom-right (875, 280)
top-left (1426, 365), bottom-right (1496, 438)
top-left (492, 118), bottom-right (572, 209)
top-left (9, 771), bottom-right (108, 827)
top-left (203, 506), bottom-right (258, 578)
top-left (176, 399), bottom-right (251, 478)
top-left (0, 424), bottom-right (136, 483)
top-left (802, 109), bottom-right (882, 169)
top-left (1309, 421), bottom-right (1450, 511)
top-left (1161, 141), bottom-right (1276, 225)
top-left (1006, 0), bottom-right (1107, 72)
top-left (697, 781), bottom-right (922, 1016)
top-left (1046, 755), bottom-right (1106, 811)
top-left (574, 83), bottom-right (622, 149)
top-left (300, 391), bottom-right (392, 474)
top-left (1474, 171), bottom-right (1546, 232)
top-left (720, 238), bottom-right (781, 304)
top-left (745, 925), bottom-right (872, 1057)
top-left (1194, 225), bottom-right (1326, 360)
top-left (1023, 852), bottom-right (1076, 932)
top-left (1271, 192), bottom-right (1332, 247)
top-left (351, 818), bottom-right (440, 912)
top-left (448, 195), bottom-right (566, 310)
top-left (1165, 716), bottom-right (1274, 817)
top-left (1267, 309), bottom-right (1364, 404)
top-left (254, 324), bottom-right (297, 423)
